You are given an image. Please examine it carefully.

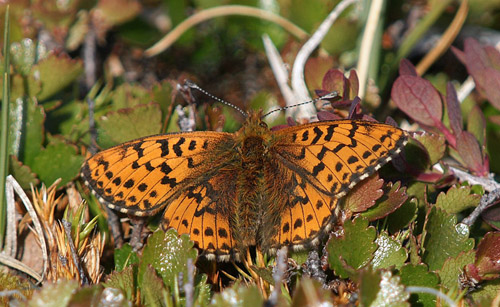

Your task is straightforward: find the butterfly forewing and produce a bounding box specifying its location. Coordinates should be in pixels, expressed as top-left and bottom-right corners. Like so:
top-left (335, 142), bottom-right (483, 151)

top-left (272, 120), bottom-right (408, 199)
top-left (81, 132), bottom-right (235, 216)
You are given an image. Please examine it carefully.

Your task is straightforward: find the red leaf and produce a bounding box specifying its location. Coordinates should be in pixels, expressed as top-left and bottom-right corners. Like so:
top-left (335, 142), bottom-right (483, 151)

top-left (456, 131), bottom-right (486, 176)
top-left (399, 59), bottom-right (418, 76)
top-left (451, 46), bottom-right (465, 65)
top-left (322, 69), bottom-right (346, 95)
top-left (446, 82), bottom-right (463, 136)
top-left (485, 46), bottom-right (500, 71)
top-left (391, 75), bottom-right (442, 126)
top-left (464, 38), bottom-right (490, 78)
top-left (463, 38), bottom-right (500, 109)
top-left (482, 205), bottom-right (500, 231)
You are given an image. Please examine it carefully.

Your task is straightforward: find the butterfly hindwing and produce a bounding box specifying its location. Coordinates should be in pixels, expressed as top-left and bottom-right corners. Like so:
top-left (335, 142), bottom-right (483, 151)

top-left (162, 173), bottom-right (239, 260)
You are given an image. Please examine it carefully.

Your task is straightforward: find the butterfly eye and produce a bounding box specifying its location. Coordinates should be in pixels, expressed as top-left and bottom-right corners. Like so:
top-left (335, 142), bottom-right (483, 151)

top-left (259, 122), bottom-right (268, 128)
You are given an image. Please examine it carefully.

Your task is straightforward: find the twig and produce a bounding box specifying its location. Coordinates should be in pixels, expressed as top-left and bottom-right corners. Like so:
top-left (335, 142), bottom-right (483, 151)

top-left (145, 5), bottom-right (308, 57)
top-left (105, 206), bottom-right (123, 248)
top-left (462, 188), bottom-right (500, 227)
top-left (262, 34), bottom-right (296, 107)
top-left (356, 0), bottom-right (383, 99)
top-left (269, 247), bottom-right (287, 305)
top-left (83, 27), bottom-right (96, 91)
top-left (62, 219), bottom-right (90, 285)
top-left (184, 258), bottom-right (195, 307)
top-left (291, 0), bottom-right (358, 118)
top-left (449, 166), bottom-right (500, 192)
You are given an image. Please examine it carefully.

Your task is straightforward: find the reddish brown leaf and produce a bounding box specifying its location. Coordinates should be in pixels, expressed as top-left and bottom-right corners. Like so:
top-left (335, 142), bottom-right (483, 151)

top-left (344, 174), bottom-right (384, 213)
top-left (446, 82), bottom-right (463, 136)
top-left (305, 56), bottom-right (334, 92)
top-left (391, 75), bottom-right (442, 127)
top-left (316, 111), bottom-right (341, 121)
top-left (456, 131), bottom-right (486, 176)
top-left (399, 59), bottom-right (418, 76)
top-left (475, 232), bottom-right (500, 280)
top-left (361, 182), bottom-right (408, 221)
top-left (347, 70), bottom-right (359, 99)
top-left (322, 69), bottom-right (346, 97)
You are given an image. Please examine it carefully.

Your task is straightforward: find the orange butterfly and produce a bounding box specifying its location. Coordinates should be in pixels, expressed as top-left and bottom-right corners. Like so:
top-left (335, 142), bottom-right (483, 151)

top-left (81, 110), bottom-right (408, 261)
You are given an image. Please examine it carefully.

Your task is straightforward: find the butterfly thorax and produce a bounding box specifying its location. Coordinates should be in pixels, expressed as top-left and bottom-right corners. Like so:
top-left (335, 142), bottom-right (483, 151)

top-left (231, 111), bottom-right (275, 249)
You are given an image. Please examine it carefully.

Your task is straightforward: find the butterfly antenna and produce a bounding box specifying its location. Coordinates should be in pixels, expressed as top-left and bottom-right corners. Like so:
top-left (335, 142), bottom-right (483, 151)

top-left (184, 80), bottom-right (247, 118)
top-left (262, 91), bottom-right (339, 118)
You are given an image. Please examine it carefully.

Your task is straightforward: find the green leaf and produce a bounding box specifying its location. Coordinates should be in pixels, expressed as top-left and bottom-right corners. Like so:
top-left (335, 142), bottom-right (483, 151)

top-left (30, 139), bottom-right (84, 186)
top-left (369, 271), bottom-right (410, 307)
top-left (151, 80), bottom-right (174, 121)
top-left (438, 250), bottom-right (475, 291)
top-left (28, 279), bottom-right (78, 307)
top-left (9, 39), bottom-right (47, 76)
top-left (414, 133), bottom-right (446, 165)
top-left (9, 155), bottom-right (39, 189)
top-left (467, 104), bottom-right (486, 146)
top-left (31, 52), bottom-right (83, 101)
top-left (97, 102), bottom-right (163, 147)
top-left (138, 229), bottom-right (198, 288)
top-left (403, 140), bottom-right (430, 172)
top-left (9, 97), bottom-right (44, 166)
top-left (359, 268), bottom-right (381, 306)
top-left (326, 217), bottom-right (377, 279)
top-left (250, 266), bottom-right (275, 284)
top-left (66, 11), bottom-right (89, 51)
top-left (435, 185), bottom-right (481, 214)
top-left (399, 264), bottom-right (439, 307)
top-left (469, 279), bottom-right (500, 306)
top-left (114, 244), bottom-right (139, 272)
top-left (103, 265), bottom-right (137, 302)
top-left (372, 232), bottom-right (408, 270)
top-left (422, 207), bottom-right (474, 271)
top-left (211, 283), bottom-right (264, 307)
top-left (68, 285), bottom-right (103, 306)
top-left (140, 265), bottom-right (168, 307)
top-left (387, 198), bottom-right (418, 234)
top-left (110, 83), bottom-right (152, 110)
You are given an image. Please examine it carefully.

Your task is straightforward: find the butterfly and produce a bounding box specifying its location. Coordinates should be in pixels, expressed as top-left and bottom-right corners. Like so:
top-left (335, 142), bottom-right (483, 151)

top-left (81, 110), bottom-right (408, 261)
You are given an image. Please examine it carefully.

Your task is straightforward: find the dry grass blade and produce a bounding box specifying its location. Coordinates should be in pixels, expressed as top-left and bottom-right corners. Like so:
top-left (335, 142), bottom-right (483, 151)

top-left (3, 175), bottom-right (48, 280)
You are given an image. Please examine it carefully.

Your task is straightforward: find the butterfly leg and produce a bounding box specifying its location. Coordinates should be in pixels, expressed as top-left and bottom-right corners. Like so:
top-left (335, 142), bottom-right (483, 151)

top-left (105, 206), bottom-right (123, 248)
top-left (129, 216), bottom-right (146, 251)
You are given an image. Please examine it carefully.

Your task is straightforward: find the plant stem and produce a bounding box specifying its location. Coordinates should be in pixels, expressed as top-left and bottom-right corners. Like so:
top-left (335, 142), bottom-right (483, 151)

top-left (0, 5), bottom-right (11, 248)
